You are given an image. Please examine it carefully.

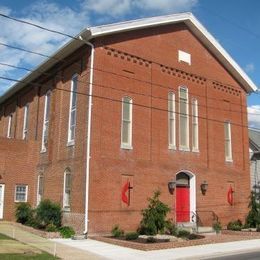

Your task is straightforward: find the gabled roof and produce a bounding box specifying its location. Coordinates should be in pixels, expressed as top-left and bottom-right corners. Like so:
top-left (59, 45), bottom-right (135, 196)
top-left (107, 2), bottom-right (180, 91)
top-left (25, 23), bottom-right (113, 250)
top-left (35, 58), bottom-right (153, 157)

top-left (249, 128), bottom-right (260, 151)
top-left (0, 12), bottom-right (257, 104)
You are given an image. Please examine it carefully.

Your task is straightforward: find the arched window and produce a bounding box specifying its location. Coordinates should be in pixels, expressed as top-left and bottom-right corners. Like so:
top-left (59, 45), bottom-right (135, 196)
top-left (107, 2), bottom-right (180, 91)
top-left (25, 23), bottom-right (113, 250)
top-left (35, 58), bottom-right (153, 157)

top-left (121, 96), bottom-right (133, 149)
top-left (67, 74), bottom-right (78, 145)
top-left (168, 92), bottom-right (176, 149)
top-left (63, 168), bottom-right (72, 210)
top-left (191, 98), bottom-right (199, 151)
top-left (41, 91), bottom-right (51, 152)
top-left (179, 86), bottom-right (189, 150)
top-left (37, 175), bottom-right (44, 206)
top-left (23, 103), bottom-right (29, 140)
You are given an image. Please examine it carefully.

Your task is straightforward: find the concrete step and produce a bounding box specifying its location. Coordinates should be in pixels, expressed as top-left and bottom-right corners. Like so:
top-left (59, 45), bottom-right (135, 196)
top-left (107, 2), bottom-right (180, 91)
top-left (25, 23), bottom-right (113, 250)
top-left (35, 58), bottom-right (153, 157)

top-left (72, 235), bottom-right (86, 240)
top-left (197, 226), bottom-right (215, 234)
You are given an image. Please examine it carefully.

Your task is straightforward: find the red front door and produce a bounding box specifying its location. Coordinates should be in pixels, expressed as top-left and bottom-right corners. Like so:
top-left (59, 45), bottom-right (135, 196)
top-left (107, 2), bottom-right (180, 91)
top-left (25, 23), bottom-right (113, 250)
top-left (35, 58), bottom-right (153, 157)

top-left (176, 186), bottom-right (190, 222)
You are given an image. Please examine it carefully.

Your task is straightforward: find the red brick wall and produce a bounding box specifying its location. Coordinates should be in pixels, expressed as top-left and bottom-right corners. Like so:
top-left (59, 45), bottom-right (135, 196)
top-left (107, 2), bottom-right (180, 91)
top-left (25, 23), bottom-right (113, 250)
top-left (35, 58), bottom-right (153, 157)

top-left (0, 22), bottom-right (251, 234)
top-left (87, 23), bottom-right (250, 233)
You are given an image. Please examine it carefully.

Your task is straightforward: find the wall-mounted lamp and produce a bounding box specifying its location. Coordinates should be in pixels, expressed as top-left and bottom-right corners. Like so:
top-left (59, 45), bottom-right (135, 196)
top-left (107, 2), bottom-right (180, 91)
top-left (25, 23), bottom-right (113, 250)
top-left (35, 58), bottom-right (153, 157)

top-left (168, 180), bottom-right (176, 194)
top-left (201, 181), bottom-right (208, 195)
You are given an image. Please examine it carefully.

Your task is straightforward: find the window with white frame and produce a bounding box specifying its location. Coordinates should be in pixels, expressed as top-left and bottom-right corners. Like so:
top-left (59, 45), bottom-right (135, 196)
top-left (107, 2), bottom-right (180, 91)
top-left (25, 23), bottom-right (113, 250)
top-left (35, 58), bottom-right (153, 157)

top-left (15, 185), bottom-right (28, 202)
top-left (168, 92), bottom-right (176, 149)
top-left (37, 175), bottom-right (44, 206)
top-left (224, 121), bottom-right (232, 162)
top-left (121, 97), bottom-right (133, 149)
top-left (63, 169), bottom-right (72, 209)
top-left (7, 114), bottom-right (13, 138)
top-left (67, 75), bottom-right (78, 145)
top-left (179, 87), bottom-right (189, 150)
top-left (41, 91), bottom-right (51, 152)
top-left (22, 104), bottom-right (29, 140)
top-left (192, 98), bottom-right (199, 151)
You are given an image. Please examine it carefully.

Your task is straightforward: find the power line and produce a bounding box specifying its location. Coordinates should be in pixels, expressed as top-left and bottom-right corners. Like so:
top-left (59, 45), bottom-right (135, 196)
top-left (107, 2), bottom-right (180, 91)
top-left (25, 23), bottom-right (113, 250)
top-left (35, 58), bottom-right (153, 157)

top-left (0, 75), bottom-right (259, 132)
top-left (0, 13), bottom-right (78, 40)
top-left (0, 40), bottom-right (253, 111)
top-left (0, 61), bottom-right (258, 117)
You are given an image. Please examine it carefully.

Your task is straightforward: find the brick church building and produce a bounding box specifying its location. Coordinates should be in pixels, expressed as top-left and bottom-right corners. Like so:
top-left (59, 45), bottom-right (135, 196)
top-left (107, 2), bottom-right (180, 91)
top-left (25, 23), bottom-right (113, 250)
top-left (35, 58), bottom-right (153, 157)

top-left (0, 13), bottom-right (257, 234)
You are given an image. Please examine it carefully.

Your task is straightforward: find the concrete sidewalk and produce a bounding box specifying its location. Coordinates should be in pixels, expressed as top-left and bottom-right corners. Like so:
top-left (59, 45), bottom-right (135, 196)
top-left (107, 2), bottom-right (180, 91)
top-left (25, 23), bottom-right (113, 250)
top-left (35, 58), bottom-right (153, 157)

top-left (52, 237), bottom-right (260, 260)
top-left (0, 222), bottom-right (104, 259)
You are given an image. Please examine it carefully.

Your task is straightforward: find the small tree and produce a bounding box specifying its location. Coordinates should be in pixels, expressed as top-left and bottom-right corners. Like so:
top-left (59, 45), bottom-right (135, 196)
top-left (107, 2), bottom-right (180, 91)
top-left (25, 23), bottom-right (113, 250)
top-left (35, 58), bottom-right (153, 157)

top-left (246, 191), bottom-right (260, 228)
top-left (138, 190), bottom-right (170, 235)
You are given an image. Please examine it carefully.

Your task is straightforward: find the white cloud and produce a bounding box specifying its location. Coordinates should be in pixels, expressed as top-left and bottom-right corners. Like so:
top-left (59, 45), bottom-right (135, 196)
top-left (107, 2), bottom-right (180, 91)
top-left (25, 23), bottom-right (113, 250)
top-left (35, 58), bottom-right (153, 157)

top-left (0, 0), bottom-right (199, 94)
top-left (245, 63), bottom-right (255, 73)
top-left (248, 105), bottom-right (260, 128)
top-left (83, 0), bottom-right (131, 16)
top-left (134, 0), bottom-right (198, 13)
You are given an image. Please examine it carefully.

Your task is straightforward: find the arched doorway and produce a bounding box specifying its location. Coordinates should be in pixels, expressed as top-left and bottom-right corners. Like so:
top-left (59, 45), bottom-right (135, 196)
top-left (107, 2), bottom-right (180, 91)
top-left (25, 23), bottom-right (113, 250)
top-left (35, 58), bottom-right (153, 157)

top-left (175, 171), bottom-right (196, 223)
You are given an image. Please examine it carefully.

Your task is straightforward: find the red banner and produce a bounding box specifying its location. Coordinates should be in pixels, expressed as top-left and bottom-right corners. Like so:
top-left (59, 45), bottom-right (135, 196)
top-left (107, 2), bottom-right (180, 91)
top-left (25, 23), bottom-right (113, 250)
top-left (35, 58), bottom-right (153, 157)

top-left (121, 180), bottom-right (129, 205)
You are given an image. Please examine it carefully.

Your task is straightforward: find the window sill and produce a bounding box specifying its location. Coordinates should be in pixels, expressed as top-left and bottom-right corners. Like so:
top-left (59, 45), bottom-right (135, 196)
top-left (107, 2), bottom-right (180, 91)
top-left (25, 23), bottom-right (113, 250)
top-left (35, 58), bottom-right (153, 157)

top-left (14, 200), bottom-right (27, 203)
top-left (192, 148), bottom-right (200, 153)
top-left (179, 147), bottom-right (190, 152)
top-left (225, 158), bottom-right (233, 163)
top-left (121, 144), bottom-right (133, 150)
top-left (67, 140), bottom-right (75, 147)
top-left (40, 148), bottom-right (47, 153)
top-left (62, 207), bottom-right (71, 212)
top-left (168, 145), bottom-right (176, 150)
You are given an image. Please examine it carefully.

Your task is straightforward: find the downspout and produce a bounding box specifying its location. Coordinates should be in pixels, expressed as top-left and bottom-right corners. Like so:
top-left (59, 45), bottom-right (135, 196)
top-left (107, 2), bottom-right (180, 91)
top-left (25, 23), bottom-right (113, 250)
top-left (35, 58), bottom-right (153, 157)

top-left (80, 36), bottom-right (95, 236)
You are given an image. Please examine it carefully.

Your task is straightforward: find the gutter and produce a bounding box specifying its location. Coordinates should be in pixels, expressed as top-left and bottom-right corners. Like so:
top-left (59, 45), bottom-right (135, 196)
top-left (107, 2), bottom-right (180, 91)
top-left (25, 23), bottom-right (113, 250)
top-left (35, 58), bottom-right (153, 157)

top-left (80, 36), bottom-right (94, 236)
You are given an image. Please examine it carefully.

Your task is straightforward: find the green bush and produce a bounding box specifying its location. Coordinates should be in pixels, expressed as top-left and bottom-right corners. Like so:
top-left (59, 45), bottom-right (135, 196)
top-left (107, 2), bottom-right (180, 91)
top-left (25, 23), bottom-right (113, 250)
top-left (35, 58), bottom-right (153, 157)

top-left (257, 225), bottom-right (260, 232)
top-left (213, 220), bottom-right (222, 233)
top-left (59, 226), bottom-right (75, 238)
top-left (36, 199), bottom-right (62, 228)
top-left (176, 229), bottom-right (190, 238)
top-left (15, 203), bottom-right (33, 225)
top-left (111, 225), bottom-right (124, 238)
top-left (227, 220), bottom-right (242, 231)
top-left (246, 192), bottom-right (260, 228)
top-left (46, 223), bottom-right (57, 232)
top-left (138, 190), bottom-right (170, 235)
top-left (125, 232), bottom-right (139, 240)
top-left (165, 220), bottom-right (178, 236)
top-left (146, 236), bottom-right (156, 243)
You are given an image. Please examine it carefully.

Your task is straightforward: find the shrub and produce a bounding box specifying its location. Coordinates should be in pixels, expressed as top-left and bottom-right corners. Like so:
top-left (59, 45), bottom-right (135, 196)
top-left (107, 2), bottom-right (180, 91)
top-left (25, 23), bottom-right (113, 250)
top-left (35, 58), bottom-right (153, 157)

top-left (257, 225), bottom-right (260, 232)
top-left (125, 232), bottom-right (139, 240)
top-left (59, 226), bottom-right (75, 238)
top-left (111, 225), bottom-right (124, 238)
top-left (15, 203), bottom-right (33, 225)
top-left (165, 220), bottom-right (178, 236)
top-left (213, 220), bottom-right (222, 233)
top-left (146, 236), bottom-right (156, 243)
top-left (227, 220), bottom-right (242, 231)
top-left (138, 190), bottom-right (170, 235)
top-left (246, 192), bottom-right (260, 228)
top-left (176, 229), bottom-right (190, 238)
top-left (46, 223), bottom-right (57, 232)
top-left (36, 200), bottom-right (62, 228)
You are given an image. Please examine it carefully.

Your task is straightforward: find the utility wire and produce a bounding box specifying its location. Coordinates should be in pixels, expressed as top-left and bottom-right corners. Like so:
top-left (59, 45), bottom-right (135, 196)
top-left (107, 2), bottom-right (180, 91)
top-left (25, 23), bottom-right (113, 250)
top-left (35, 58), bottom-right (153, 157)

top-left (0, 61), bottom-right (258, 116)
top-left (0, 75), bottom-right (259, 132)
top-left (0, 40), bottom-right (254, 111)
top-left (0, 13), bottom-right (78, 40)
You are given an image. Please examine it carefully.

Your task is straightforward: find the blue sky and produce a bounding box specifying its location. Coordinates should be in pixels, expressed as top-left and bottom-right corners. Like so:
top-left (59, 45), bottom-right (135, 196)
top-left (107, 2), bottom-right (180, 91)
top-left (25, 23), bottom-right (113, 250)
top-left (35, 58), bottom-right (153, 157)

top-left (0, 0), bottom-right (259, 126)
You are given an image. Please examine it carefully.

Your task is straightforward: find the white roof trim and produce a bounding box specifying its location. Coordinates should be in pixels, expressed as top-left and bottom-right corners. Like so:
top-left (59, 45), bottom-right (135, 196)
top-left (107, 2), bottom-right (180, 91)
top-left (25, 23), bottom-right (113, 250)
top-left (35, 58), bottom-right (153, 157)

top-left (0, 13), bottom-right (256, 103)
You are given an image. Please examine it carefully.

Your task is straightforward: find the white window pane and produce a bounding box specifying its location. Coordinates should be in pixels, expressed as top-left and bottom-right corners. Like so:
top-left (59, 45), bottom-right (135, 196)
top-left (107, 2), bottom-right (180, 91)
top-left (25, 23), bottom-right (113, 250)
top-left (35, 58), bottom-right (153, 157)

top-left (121, 97), bottom-right (132, 147)
top-left (180, 116), bottom-right (188, 146)
top-left (122, 121), bottom-right (129, 143)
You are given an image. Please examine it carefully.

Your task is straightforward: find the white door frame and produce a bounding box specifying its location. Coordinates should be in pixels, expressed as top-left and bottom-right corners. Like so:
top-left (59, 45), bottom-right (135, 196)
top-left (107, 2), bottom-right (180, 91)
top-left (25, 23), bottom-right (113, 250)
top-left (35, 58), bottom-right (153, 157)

top-left (175, 170), bottom-right (196, 223)
top-left (0, 184), bottom-right (5, 219)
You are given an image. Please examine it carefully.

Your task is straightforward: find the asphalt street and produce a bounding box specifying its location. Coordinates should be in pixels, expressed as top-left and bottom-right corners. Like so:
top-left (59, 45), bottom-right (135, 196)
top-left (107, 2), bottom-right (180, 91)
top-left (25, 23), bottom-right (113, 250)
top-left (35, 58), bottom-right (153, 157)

top-left (208, 250), bottom-right (260, 260)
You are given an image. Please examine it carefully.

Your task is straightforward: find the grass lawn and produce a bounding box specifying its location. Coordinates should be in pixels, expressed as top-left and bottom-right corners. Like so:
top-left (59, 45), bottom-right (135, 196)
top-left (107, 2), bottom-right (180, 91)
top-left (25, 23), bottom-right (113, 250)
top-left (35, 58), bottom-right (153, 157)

top-left (0, 232), bottom-right (58, 259)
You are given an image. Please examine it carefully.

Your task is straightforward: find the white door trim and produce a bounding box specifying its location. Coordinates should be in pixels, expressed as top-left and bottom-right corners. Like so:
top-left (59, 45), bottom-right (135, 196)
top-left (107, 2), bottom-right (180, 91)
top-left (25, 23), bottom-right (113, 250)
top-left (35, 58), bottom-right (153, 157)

top-left (0, 184), bottom-right (5, 219)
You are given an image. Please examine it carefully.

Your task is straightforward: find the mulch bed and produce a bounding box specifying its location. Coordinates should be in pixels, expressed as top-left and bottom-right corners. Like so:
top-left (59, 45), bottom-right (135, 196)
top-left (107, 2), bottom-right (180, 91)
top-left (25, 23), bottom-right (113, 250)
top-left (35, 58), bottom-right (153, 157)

top-left (91, 231), bottom-right (260, 251)
top-left (11, 222), bottom-right (61, 239)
